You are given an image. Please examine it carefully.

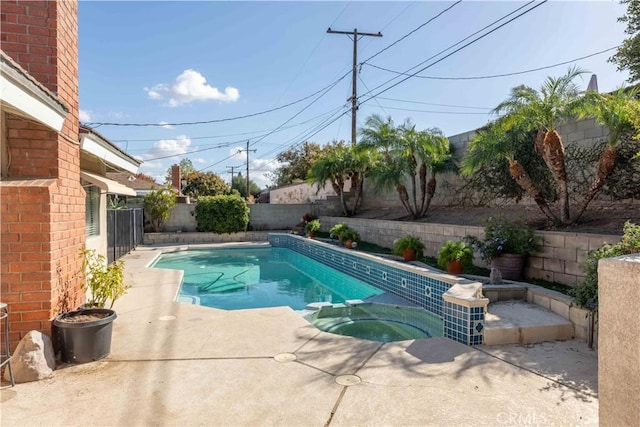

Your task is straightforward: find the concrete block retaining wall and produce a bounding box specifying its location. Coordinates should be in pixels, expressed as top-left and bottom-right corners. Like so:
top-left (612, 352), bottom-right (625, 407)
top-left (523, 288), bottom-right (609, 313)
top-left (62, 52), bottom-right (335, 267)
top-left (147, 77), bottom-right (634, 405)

top-left (160, 203), bottom-right (339, 232)
top-left (143, 231), bottom-right (272, 245)
top-left (320, 216), bottom-right (621, 287)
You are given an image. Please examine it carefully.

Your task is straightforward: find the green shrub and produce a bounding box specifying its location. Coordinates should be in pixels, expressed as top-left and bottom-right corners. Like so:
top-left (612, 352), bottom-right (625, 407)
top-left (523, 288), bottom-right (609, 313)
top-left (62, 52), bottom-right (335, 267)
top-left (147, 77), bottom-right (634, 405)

top-left (143, 185), bottom-right (177, 232)
top-left (195, 195), bottom-right (249, 233)
top-left (81, 249), bottom-right (129, 309)
top-left (573, 221), bottom-right (640, 307)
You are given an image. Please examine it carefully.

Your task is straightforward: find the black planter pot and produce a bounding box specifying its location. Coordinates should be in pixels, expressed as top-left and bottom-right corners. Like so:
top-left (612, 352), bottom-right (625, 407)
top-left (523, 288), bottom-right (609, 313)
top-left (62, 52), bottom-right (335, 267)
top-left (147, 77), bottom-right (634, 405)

top-left (53, 308), bottom-right (117, 364)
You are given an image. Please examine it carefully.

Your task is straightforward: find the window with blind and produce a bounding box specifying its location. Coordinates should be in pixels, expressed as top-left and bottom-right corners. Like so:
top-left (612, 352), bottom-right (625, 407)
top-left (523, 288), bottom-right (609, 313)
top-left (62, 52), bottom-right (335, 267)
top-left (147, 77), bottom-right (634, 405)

top-left (85, 184), bottom-right (100, 237)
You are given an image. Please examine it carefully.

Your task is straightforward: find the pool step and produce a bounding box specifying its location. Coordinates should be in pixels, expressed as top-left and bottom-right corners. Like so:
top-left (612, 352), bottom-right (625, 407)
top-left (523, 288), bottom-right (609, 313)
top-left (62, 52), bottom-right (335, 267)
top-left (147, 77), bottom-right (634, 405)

top-left (484, 301), bottom-right (574, 345)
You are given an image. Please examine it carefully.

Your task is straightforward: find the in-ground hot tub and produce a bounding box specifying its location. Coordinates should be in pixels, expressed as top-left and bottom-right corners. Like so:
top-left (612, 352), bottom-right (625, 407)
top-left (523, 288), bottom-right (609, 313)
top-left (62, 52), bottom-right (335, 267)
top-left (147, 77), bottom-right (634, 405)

top-left (305, 302), bottom-right (444, 342)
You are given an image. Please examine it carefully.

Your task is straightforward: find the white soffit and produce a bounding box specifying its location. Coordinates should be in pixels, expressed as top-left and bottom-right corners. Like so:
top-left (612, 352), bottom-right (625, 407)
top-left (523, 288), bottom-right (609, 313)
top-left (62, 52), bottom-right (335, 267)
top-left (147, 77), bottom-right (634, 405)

top-left (80, 170), bottom-right (136, 196)
top-left (0, 73), bottom-right (66, 132)
top-left (80, 134), bottom-right (139, 174)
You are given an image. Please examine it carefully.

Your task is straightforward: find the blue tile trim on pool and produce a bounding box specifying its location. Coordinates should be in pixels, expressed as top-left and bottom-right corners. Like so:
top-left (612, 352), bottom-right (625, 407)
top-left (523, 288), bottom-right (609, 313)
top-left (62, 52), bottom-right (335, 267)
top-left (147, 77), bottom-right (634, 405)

top-left (269, 233), bottom-right (486, 345)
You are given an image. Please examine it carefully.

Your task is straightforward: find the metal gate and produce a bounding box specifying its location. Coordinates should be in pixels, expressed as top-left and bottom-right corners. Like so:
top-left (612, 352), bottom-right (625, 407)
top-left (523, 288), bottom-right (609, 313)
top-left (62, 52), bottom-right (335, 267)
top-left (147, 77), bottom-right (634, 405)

top-left (107, 208), bottom-right (144, 264)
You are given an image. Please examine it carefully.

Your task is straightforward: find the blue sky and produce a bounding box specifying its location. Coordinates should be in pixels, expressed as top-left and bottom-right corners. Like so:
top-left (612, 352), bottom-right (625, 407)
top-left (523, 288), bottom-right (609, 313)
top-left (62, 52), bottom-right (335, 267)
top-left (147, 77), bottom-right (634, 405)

top-left (78, 1), bottom-right (630, 188)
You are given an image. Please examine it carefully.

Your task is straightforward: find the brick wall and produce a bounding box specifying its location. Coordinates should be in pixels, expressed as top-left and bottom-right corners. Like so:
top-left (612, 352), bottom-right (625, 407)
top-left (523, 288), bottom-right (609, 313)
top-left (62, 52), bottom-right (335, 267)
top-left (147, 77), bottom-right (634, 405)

top-left (1, 0), bottom-right (84, 349)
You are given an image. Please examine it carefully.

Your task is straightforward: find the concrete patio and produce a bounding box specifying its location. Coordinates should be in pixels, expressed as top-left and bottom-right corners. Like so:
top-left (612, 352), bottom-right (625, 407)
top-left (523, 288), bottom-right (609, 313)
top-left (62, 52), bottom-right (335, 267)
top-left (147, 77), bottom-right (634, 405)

top-left (1, 244), bottom-right (598, 426)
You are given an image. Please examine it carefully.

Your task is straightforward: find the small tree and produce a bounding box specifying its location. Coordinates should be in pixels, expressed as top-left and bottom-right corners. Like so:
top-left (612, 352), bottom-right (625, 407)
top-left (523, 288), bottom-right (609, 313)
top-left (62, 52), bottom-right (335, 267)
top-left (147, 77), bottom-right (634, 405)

top-left (231, 173), bottom-right (261, 199)
top-left (609, 0), bottom-right (640, 83)
top-left (269, 141), bottom-right (323, 186)
top-left (181, 170), bottom-right (229, 199)
top-left (360, 114), bottom-right (454, 219)
top-left (195, 195), bottom-right (249, 233)
top-left (307, 141), bottom-right (370, 216)
top-left (143, 185), bottom-right (177, 232)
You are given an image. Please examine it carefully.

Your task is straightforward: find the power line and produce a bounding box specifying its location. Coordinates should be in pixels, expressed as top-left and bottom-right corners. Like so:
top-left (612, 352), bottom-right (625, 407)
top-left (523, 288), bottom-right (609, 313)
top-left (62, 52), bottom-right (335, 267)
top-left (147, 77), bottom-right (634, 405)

top-left (250, 108), bottom-right (352, 172)
top-left (198, 74), bottom-right (348, 172)
top-left (365, 46), bottom-right (619, 81)
top-left (360, 1), bottom-right (463, 66)
top-left (360, 104), bottom-right (493, 115)
top-left (359, 0), bottom-right (547, 106)
top-left (116, 105), bottom-right (346, 149)
top-left (270, 2), bottom-right (352, 106)
top-left (85, 71), bottom-right (350, 128)
top-left (377, 96), bottom-right (492, 110)
top-left (358, 75), bottom-right (388, 115)
top-left (140, 105), bottom-right (347, 161)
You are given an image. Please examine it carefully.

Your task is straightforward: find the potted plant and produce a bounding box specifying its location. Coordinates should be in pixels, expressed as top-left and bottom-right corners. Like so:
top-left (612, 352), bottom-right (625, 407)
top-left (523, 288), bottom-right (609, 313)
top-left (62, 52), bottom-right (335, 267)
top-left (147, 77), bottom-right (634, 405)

top-left (305, 219), bottom-right (321, 238)
top-left (341, 227), bottom-right (361, 249)
top-left (465, 215), bottom-right (543, 280)
top-left (437, 240), bottom-right (474, 274)
top-left (393, 235), bottom-right (425, 261)
top-left (53, 249), bottom-right (130, 364)
top-left (329, 223), bottom-right (349, 242)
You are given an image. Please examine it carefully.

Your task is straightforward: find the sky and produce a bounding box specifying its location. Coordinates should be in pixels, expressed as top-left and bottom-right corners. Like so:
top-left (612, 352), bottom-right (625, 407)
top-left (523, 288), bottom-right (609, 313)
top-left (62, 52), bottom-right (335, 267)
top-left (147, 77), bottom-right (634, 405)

top-left (78, 1), bottom-right (631, 189)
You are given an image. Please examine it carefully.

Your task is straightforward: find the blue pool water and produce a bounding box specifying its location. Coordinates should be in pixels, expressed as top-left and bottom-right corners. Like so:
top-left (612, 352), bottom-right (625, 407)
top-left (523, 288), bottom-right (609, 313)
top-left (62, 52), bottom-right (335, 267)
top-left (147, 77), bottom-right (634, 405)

top-left (154, 247), bottom-right (384, 310)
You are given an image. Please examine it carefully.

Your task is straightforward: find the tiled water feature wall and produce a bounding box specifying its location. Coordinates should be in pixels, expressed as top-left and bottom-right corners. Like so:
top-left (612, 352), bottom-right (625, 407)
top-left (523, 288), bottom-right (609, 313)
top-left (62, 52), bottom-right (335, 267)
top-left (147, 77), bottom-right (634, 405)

top-left (269, 233), bottom-right (486, 345)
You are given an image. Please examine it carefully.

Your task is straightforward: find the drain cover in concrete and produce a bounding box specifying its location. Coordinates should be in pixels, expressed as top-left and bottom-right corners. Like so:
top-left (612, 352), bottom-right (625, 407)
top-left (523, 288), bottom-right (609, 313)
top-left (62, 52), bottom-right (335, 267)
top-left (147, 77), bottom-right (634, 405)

top-left (274, 353), bottom-right (297, 363)
top-left (335, 375), bottom-right (361, 386)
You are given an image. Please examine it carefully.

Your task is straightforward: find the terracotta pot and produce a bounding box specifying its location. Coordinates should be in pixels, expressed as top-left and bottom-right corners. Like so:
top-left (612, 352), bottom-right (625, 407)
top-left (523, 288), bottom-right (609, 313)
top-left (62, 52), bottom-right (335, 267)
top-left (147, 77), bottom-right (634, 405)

top-left (307, 231), bottom-right (315, 239)
top-left (446, 260), bottom-right (464, 274)
top-left (402, 248), bottom-right (416, 261)
top-left (345, 240), bottom-right (353, 249)
top-left (491, 253), bottom-right (526, 281)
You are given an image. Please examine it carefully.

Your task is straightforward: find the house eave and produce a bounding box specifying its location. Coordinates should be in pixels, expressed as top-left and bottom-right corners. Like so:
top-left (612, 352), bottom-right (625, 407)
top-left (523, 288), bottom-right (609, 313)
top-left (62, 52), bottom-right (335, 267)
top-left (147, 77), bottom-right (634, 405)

top-left (80, 127), bottom-right (141, 174)
top-left (0, 51), bottom-right (68, 131)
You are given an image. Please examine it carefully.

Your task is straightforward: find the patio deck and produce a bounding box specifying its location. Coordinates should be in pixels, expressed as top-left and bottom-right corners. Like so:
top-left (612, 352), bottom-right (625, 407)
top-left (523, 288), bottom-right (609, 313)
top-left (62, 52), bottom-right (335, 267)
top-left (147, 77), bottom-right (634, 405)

top-left (1, 244), bottom-right (598, 426)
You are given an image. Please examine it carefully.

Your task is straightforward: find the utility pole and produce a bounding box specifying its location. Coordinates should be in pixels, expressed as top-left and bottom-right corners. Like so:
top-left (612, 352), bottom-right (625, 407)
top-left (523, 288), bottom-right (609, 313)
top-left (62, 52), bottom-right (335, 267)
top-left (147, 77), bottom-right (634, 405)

top-left (327, 27), bottom-right (382, 146)
top-left (226, 165), bottom-right (238, 185)
top-left (237, 140), bottom-right (256, 200)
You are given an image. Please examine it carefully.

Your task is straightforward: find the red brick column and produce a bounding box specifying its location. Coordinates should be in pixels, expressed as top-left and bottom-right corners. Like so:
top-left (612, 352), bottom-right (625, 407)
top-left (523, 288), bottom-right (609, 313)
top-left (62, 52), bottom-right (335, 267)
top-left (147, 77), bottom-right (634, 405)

top-left (0, 0), bottom-right (84, 350)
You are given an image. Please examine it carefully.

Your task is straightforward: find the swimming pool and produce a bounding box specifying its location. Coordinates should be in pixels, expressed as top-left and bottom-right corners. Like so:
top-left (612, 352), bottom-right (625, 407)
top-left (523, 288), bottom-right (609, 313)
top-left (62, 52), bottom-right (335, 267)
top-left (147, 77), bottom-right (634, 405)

top-left (153, 247), bottom-right (384, 311)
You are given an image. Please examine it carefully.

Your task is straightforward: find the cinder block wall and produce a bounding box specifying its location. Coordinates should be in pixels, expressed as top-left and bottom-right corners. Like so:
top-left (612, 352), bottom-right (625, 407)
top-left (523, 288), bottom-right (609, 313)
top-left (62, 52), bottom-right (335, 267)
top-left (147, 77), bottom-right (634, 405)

top-left (161, 203), bottom-right (334, 232)
top-left (0, 0), bottom-right (84, 349)
top-left (598, 254), bottom-right (640, 426)
top-left (320, 216), bottom-right (620, 286)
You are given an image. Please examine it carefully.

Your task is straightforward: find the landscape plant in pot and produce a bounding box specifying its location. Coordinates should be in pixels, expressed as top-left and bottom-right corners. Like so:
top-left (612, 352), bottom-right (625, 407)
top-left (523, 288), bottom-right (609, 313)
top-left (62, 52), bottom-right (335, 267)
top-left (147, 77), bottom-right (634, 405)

top-left (341, 227), bottom-right (361, 249)
top-left (465, 215), bottom-right (542, 280)
top-left (53, 249), bottom-right (130, 364)
top-left (305, 219), bottom-right (321, 238)
top-left (393, 235), bottom-right (425, 261)
top-left (329, 223), bottom-right (349, 242)
top-left (437, 240), bottom-right (474, 274)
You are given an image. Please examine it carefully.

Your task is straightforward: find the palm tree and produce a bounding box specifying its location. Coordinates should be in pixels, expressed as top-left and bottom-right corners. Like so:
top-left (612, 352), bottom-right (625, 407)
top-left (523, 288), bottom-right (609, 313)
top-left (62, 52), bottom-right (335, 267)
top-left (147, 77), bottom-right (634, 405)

top-left (307, 142), bottom-right (368, 216)
top-left (573, 88), bottom-right (640, 219)
top-left (461, 119), bottom-right (558, 222)
top-left (494, 66), bottom-right (587, 224)
top-left (360, 114), bottom-right (453, 219)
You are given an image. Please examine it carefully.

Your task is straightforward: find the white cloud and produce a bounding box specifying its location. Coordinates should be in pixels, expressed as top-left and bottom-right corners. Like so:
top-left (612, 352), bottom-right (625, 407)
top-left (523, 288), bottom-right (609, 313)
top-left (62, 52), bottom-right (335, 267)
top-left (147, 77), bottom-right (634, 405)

top-left (141, 135), bottom-right (192, 160)
top-left (145, 69), bottom-right (239, 107)
top-left (79, 109), bottom-right (92, 122)
top-left (159, 121), bottom-right (174, 129)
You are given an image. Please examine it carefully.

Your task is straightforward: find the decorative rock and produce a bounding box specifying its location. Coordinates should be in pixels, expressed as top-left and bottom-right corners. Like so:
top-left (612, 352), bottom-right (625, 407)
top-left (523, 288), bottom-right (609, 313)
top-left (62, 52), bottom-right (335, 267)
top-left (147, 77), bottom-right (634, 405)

top-left (4, 331), bottom-right (55, 383)
top-left (489, 268), bottom-right (503, 284)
